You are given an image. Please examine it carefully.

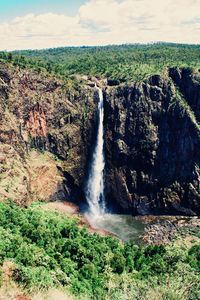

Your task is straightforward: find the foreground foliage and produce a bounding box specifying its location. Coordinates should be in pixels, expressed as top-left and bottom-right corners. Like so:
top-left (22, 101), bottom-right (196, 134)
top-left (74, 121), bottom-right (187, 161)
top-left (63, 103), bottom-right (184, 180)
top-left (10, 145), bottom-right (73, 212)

top-left (0, 43), bottom-right (200, 81)
top-left (0, 201), bottom-right (199, 299)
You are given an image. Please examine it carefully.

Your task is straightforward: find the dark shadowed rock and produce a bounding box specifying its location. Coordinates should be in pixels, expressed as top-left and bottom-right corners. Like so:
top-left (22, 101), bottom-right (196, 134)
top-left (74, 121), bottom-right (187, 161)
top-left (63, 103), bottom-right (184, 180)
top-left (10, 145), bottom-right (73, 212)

top-left (107, 79), bottom-right (121, 86)
top-left (104, 69), bottom-right (200, 215)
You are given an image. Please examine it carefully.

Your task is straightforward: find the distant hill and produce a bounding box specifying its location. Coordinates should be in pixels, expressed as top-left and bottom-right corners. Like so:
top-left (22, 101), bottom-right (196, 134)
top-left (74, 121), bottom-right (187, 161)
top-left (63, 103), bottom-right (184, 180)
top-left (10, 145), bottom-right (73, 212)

top-left (1, 43), bottom-right (200, 81)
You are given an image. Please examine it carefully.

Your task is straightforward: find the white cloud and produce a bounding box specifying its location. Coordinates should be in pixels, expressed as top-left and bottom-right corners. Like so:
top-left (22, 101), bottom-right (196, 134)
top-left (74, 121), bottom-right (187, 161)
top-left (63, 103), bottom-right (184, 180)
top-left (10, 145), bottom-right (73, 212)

top-left (0, 0), bottom-right (199, 50)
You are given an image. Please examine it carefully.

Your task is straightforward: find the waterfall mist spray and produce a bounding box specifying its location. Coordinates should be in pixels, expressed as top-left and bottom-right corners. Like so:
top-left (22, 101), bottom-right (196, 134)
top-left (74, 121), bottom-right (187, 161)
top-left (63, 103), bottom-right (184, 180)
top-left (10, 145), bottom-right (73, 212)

top-left (85, 86), bottom-right (105, 218)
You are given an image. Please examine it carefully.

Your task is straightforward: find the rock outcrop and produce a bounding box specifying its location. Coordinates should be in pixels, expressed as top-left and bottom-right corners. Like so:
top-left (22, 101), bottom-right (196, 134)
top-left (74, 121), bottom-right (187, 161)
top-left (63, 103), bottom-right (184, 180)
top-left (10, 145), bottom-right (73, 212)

top-left (0, 62), bottom-right (98, 205)
top-left (104, 68), bottom-right (200, 215)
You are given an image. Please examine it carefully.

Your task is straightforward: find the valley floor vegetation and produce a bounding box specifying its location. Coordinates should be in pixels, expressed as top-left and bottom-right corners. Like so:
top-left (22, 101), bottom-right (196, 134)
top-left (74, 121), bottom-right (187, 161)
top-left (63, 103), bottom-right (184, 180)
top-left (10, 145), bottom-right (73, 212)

top-left (0, 200), bottom-right (199, 299)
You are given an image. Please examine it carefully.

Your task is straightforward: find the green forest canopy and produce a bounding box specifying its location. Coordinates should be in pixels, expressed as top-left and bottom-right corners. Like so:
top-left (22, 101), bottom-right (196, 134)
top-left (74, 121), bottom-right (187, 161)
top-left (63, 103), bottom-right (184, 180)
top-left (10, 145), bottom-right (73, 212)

top-left (0, 201), bottom-right (199, 299)
top-left (0, 43), bottom-right (200, 81)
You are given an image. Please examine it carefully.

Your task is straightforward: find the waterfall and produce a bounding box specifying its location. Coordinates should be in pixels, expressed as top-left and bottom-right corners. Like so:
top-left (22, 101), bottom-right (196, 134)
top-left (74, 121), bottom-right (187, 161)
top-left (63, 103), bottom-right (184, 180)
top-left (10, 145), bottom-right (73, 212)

top-left (85, 85), bottom-right (105, 218)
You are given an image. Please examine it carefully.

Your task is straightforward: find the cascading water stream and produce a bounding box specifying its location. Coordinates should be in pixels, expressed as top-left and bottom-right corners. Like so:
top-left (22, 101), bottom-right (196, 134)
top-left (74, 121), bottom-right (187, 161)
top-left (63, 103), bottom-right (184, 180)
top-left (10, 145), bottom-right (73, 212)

top-left (85, 85), bottom-right (105, 218)
top-left (84, 86), bottom-right (145, 242)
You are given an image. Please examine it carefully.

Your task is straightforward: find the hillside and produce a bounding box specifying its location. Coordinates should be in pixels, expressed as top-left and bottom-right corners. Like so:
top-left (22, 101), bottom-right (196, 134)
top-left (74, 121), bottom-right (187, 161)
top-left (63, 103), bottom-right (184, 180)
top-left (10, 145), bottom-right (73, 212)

top-left (0, 200), bottom-right (199, 299)
top-left (1, 43), bottom-right (200, 81)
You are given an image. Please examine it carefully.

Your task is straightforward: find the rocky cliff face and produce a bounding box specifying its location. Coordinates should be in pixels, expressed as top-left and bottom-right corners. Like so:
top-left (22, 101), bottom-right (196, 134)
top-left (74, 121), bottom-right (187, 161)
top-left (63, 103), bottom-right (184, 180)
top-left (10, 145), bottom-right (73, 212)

top-left (0, 61), bottom-right (199, 215)
top-left (104, 68), bottom-right (200, 215)
top-left (0, 62), bottom-right (98, 205)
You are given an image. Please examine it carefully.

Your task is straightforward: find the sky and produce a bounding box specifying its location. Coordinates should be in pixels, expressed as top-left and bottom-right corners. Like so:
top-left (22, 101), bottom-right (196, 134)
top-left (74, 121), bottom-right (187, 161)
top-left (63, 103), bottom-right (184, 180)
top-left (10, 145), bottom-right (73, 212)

top-left (0, 0), bottom-right (199, 50)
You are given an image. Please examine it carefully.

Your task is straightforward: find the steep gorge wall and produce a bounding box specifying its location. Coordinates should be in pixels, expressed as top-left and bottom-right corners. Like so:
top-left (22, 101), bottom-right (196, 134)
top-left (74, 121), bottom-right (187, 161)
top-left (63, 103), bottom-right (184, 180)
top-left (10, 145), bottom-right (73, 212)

top-left (0, 62), bottom-right (98, 205)
top-left (0, 61), bottom-right (200, 216)
top-left (104, 68), bottom-right (200, 215)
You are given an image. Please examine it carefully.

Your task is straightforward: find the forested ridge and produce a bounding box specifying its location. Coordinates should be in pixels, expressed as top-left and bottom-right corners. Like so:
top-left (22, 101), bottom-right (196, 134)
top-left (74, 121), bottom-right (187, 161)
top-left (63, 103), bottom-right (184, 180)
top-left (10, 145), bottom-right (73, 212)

top-left (0, 43), bottom-right (200, 81)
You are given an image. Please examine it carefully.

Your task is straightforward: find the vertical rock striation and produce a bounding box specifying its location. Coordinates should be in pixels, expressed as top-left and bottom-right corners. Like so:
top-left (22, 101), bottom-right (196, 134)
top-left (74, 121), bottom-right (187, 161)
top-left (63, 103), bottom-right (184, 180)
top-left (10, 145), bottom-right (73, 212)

top-left (0, 63), bottom-right (98, 205)
top-left (104, 69), bottom-right (200, 215)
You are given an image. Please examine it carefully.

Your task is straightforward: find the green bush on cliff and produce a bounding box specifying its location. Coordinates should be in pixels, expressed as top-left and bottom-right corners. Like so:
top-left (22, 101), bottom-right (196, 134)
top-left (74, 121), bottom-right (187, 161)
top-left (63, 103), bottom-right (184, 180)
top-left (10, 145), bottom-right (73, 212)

top-left (0, 200), bottom-right (199, 299)
top-left (188, 245), bottom-right (200, 271)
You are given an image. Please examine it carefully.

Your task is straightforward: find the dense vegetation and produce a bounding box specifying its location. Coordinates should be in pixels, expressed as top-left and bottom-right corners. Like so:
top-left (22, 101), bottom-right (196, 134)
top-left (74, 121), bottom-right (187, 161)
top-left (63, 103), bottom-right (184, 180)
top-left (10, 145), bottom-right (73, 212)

top-left (0, 43), bottom-right (200, 81)
top-left (0, 200), bottom-right (199, 299)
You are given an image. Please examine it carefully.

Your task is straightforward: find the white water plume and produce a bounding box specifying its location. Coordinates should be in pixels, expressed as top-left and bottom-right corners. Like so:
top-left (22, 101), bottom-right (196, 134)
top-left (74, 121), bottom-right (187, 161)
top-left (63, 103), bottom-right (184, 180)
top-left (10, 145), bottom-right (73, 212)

top-left (85, 85), bottom-right (105, 218)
